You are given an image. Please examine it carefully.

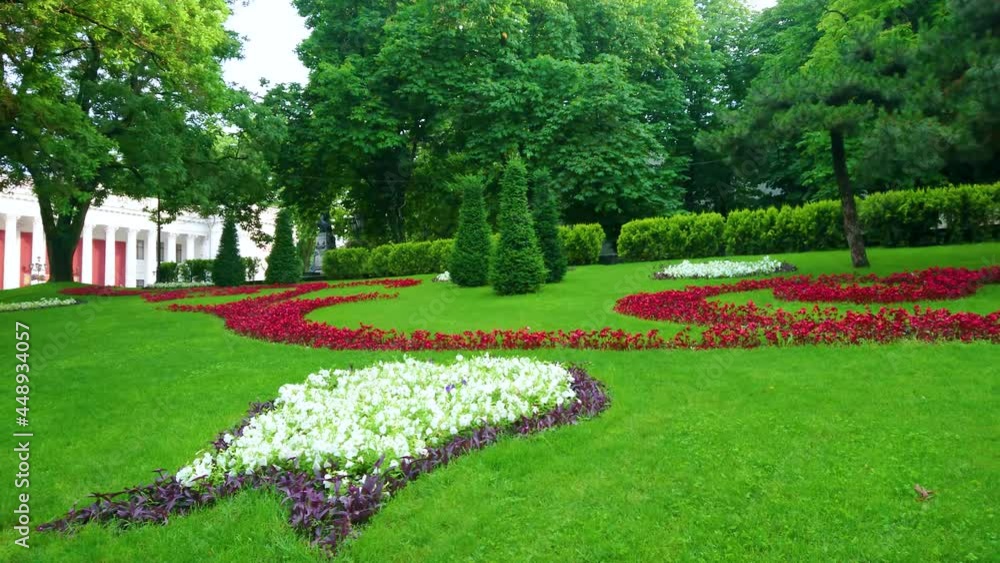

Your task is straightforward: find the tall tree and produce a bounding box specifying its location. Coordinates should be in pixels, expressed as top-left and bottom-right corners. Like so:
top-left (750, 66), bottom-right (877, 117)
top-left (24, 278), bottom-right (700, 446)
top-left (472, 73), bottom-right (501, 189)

top-left (0, 1), bottom-right (270, 281)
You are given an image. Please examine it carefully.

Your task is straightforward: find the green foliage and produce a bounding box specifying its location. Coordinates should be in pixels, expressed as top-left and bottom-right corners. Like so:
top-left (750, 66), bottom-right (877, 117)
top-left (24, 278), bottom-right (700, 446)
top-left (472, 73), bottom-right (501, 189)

top-left (428, 239), bottom-right (455, 273)
top-left (366, 245), bottom-right (395, 278)
top-left (618, 214), bottom-right (724, 261)
top-left (860, 184), bottom-right (1000, 247)
top-left (558, 224), bottom-right (606, 266)
top-left (322, 248), bottom-right (371, 281)
top-left (265, 209), bottom-right (302, 284)
top-left (185, 260), bottom-right (215, 283)
top-left (0, 1), bottom-right (280, 281)
top-left (617, 219), bottom-right (671, 263)
top-left (532, 183), bottom-right (568, 283)
top-left (451, 175), bottom-right (493, 287)
top-left (492, 157), bottom-right (546, 296)
top-left (617, 183), bottom-right (1000, 260)
top-left (157, 262), bottom-right (179, 284)
top-left (243, 258), bottom-right (262, 283)
top-left (212, 217), bottom-right (245, 287)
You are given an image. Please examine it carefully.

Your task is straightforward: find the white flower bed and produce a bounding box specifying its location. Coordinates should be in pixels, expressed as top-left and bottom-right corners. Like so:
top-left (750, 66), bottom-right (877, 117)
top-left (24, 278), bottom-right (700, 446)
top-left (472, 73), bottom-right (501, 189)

top-left (433, 271), bottom-right (451, 283)
top-left (177, 355), bottom-right (577, 486)
top-left (0, 297), bottom-right (78, 312)
top-left (149, 281), bottom-right (214, 289)
top-left (656, 256), bottom-right (790, 279)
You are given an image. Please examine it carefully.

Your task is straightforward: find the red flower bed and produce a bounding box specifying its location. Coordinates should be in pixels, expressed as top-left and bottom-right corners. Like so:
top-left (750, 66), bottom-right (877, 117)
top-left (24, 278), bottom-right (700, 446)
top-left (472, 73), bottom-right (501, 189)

top-left (167, 266), bottom-right (1000, 351)
top-left (615, 266), bottom-right (1000, 348)
top-left (61, 278), bottom-right (422, 303)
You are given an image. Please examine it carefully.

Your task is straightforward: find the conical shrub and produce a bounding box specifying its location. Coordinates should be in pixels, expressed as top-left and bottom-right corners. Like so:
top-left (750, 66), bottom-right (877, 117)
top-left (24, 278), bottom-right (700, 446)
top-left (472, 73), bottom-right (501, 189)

top-left (265, 208), bottom-right (302, 284)
top-left (212, 216), bottom-right (245, 287)
top-left (492, 156), bottom-right (545, 295)
top-left (450, 175), bottom-right (493, 287)
top-left (532, 179), bottom-right (567, 283)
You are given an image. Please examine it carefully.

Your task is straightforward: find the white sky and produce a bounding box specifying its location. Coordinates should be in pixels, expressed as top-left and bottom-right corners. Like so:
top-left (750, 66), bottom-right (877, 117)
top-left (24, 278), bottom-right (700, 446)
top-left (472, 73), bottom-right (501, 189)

top-left (222, 0), bottom-right (779, 94)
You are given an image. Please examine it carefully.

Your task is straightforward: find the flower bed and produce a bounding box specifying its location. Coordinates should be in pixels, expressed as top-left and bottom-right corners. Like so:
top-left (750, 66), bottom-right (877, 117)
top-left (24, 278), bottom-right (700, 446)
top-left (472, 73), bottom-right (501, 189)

top-left (40, 359), bottom-right (609, 556)
top-left (60, 279), bottom-right (422, 303)
top-left (615, 266), bottom-right (1000, 348)
top-left (168, 266), bottom-right (1000, 350)
top-left (653, 256), bottom-right (797, 279)
top-left (0, 297), bottom-right (78, 313)
top-left (148, 281), bottom-right (215, 289)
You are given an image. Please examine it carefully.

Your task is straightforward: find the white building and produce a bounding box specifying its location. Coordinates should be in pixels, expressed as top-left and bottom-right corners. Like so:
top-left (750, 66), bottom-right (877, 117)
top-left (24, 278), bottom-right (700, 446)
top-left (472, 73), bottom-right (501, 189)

top-left (0, 184), bottom-right (277, 290)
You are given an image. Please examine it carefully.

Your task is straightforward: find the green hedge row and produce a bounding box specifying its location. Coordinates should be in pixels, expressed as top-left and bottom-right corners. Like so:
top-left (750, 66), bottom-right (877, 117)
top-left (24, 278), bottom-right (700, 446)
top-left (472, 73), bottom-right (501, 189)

top-left (619, 183), bottom-right (1000, 261)
top-left (322, 223), bottom-right (609, 280)
top-left (322, 240), bottom-right (455, 280)
top-left (557, 224), bottom-right (606, 265)
top-left (157, 259), bottom-right (214, 283)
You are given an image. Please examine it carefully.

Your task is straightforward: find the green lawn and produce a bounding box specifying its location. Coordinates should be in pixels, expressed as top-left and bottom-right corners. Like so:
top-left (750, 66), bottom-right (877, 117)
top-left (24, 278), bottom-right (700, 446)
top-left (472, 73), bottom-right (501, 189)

top-left (1, 244), bottom-right (998, 561)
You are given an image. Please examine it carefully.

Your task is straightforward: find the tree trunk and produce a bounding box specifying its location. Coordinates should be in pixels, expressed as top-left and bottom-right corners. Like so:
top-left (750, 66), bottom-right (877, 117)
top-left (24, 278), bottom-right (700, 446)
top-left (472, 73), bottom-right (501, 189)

top-left (829, 129), bottom-right (870, 268)
top-left (36, 189), bottom-right (91, 283)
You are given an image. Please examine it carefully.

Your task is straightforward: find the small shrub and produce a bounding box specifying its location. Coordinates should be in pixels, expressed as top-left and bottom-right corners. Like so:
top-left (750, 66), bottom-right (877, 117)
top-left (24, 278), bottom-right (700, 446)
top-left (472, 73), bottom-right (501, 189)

top-left (212, 217), bottom-right (244, 287)
top-left (492, 156), bottom-right (545, 295)
top-left (243, 257), bottom-right (262, 283)
top-left (322, 248), bottom-right (371, 280)
top-left (157, 262), bottom-right (179, 284)
top-left (428, 239), bottom-right (455, 273)
top-left (559, 224), bottom-right (606, 265)
top-left (186, 259), bottom-right (214, 282)
top-left (617, 218), bottom-right (669, 261)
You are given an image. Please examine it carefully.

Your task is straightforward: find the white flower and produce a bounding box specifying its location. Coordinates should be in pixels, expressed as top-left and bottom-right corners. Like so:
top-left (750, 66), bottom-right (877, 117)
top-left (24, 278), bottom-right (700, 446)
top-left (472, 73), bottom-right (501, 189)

top-left (0, 298), bottom-right (77, 312)
top-left (656, 256), bottom-right (791, 279)
top-left (177, 356), bottom-right (576, 492)
top-left (433, 271), bottom-right (452, 283)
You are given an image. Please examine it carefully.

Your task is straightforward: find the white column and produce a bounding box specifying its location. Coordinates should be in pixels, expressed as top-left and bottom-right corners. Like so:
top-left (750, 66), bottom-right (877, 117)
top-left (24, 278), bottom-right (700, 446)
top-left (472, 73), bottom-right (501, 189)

top-left (201, 236), bottom-right (210, 260)
top-left (125, 228), bottom-right (138, 288)
top-left (30, 217), bottom-right (46, 279)
top-left (144, 230), bottom-right (157, 286)
top-left (2, 214), bottom-right (18, 290)
top-left (183, 234), bottom-right (195, 262)
top-left (164, 231), bottom-right (177, 263)
top-left (81, 225), bottom-right (93, 284)
top-left (104, 226), bottom-right (117, 286)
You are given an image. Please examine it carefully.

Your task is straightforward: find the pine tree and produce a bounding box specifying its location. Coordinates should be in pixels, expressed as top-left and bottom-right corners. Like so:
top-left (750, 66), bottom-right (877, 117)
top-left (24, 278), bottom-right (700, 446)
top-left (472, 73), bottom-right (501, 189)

top-left (265, 208), bottom-right (302, 283)
top-left (212, 216), bottom-right (245, 287)
top-left (450, 175), bottom-right (493, 287)
top-left (531, 179), bottom-right (567, 283)
top-left (492, 156), bottom-right (546, 295)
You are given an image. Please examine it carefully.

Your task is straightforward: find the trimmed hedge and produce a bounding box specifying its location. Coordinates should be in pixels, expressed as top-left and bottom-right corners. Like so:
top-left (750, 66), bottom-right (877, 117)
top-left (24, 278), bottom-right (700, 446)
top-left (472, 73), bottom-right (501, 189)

top-left (322, 248), bottom-right (371, 280)
top-left (213, 217), bottom-right (244, 287)
top-left (322, 240), bottom-right (456, 280)
top-left (558, 224), bottom-right (605, 265)
top-left (157, 262), bottom-right (179, 284)
top-left (619, 183), bottom-right (1000, 261)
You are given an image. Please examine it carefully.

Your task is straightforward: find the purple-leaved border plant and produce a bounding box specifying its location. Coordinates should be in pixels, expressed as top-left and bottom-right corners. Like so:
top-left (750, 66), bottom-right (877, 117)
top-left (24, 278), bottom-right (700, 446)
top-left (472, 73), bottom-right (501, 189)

top-left (39, 366), bottom-right (609, 556)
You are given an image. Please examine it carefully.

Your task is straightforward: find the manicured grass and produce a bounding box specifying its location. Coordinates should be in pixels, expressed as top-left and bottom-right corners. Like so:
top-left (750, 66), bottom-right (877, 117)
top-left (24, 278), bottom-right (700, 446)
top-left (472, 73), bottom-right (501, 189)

top-left (0, 244), bottom-right (998, 561)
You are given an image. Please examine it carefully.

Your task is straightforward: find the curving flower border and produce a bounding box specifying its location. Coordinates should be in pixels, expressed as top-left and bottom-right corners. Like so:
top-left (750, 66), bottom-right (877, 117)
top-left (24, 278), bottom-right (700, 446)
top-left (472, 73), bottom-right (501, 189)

top-left (162, 266), bottom-right (1000, 350)
top-left (653, 256), bottom-right (798, 280)
top-left (0, 297), bottom-right (79, 313)
top-left (39, 365), bottom-right (609, 556)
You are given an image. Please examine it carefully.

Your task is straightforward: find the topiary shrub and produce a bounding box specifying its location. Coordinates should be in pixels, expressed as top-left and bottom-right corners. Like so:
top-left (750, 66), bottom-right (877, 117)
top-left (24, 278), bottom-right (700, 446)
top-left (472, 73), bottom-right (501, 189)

top-left (532, 182), bottom-right (567, 283)
top-left (265, 208), bottom-right (302, 284)
top-left (492, 157), bottom-right (545, 295)
top-left (212, 216), bottom-right (245, 287)
top-left (450, 175), bottom-right (493, 287)
top-left (157, 262), bottom-right (179, 284)
top-left (559, 224), bottom-right (606, 265)
top-left (322, 248), bottom-right (371, 280)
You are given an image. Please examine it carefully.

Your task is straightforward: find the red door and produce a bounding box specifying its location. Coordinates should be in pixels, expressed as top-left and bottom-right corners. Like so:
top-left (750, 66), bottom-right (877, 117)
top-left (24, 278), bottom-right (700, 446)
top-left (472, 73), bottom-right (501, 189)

top-left (0, 229), bottom-right (5, 289)
top-left (72, 240), bottom-right (82, 282)
top-left (20, 232), bottom-right (32, 287)
top-left (92, 239), bottom-right (106, 286)
top-left (115, 241), bottom-right (126, 286)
